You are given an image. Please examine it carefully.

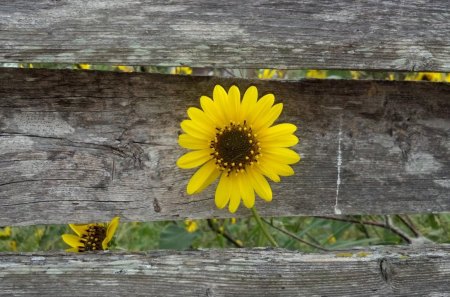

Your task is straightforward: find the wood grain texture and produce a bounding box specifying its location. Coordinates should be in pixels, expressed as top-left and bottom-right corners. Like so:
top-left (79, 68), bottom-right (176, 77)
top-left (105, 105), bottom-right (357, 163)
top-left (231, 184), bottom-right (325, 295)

top-left (1, 245), bottom-right (450, 296)
top-left (0, 68), bottom-right (449, 226)
top-left (1, 0), bottom-right (450, 71)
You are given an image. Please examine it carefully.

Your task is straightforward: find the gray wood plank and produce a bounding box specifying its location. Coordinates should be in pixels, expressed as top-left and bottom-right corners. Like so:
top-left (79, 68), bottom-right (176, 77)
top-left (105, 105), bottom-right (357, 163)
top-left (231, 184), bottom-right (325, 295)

top-left (0, 68), bottom-right (449, 226)
top-left (1, 245), bottom-right (450, 296)
top-left (1, 0), bottom-right (449, 71)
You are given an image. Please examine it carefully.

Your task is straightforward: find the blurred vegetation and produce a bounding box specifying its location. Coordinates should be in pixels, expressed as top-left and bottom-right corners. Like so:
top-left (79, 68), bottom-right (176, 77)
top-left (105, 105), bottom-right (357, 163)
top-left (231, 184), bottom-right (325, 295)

top-left (0, 63), bottom-right (448, 252)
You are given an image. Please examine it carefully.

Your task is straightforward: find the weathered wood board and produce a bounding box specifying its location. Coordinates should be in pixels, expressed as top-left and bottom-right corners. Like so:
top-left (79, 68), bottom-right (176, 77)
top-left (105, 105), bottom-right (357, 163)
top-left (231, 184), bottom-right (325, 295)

top-left (1, 245), bottom-right (449, 296)
top-left (0, 68), bottom-right (449, 225)
top-left (1, 0), bottom-right (449, 71)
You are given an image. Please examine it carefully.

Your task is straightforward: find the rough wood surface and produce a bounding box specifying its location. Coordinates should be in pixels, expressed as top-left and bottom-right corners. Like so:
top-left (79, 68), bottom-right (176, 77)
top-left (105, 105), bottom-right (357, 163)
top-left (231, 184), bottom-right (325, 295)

top-left (0, 68), bottom-right (449, 226)
top-left (0, 245), bottom-right (449, 296)
top-left (1, 0), bottom-right (450, 71)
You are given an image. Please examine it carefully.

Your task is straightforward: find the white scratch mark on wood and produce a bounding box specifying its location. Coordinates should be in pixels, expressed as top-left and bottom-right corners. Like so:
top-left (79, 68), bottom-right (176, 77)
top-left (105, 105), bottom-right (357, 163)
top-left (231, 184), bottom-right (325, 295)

top-left (335, 115), bottom-right (343, 215)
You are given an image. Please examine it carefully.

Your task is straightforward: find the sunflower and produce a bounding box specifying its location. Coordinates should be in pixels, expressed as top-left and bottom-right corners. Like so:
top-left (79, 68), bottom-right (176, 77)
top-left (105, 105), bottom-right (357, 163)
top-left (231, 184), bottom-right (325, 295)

top-left (177, 85), bottom-right (300, 213)
top-left (62, 217), bottom-right (120, 252)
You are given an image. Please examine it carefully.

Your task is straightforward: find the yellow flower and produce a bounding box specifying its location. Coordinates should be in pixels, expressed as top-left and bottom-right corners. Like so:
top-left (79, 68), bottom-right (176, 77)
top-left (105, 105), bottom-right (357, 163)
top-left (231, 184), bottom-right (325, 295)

top-left (306, 70), bottom-right (327, 79)
top-left (172, 67), bottom-right (193, 75)
top-left (77, 64), bottom-right (91, 70)
top-left (405, 72), bottom-right (446, 82)
top-left (62, 217), bottom-right (120, 252)
top-left (350, 71), bottom-right (363, 80)
top-left (258, 69), bottom-right (285, 80)
top-left (184, 219), bottom-right (198, 233)
top-left (9, 240), bottom-right (17, 252)
top-left (0, 226), bottom-right (11, 237)
top-left (177, 85), bottom-right (300, 213)
top-left (116, 65), bottom-right (134, 72)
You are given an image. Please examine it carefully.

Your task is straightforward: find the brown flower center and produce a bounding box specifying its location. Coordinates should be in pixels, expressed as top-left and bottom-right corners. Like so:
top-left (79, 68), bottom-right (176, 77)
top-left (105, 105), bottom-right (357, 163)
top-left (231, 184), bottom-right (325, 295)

top-left (79, 225), bottom-right (106, 252)
top-left (210, 121), bottom-right (261, 175)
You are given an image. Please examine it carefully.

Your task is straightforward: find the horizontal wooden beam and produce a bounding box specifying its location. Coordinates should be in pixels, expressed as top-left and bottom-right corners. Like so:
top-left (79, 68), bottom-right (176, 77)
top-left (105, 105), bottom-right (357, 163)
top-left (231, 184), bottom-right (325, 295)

top-left (0, 68), bottom-right (449, 225)
top-left (1, 245), bottom-right (449, 296)
top-left (1, 0), bottom-right (449, 71)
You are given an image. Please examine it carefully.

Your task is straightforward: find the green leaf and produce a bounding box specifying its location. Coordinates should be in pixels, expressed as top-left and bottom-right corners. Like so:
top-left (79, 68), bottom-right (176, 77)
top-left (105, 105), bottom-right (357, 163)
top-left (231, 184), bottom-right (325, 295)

top-left (159, 224), bottom-right (198, 250)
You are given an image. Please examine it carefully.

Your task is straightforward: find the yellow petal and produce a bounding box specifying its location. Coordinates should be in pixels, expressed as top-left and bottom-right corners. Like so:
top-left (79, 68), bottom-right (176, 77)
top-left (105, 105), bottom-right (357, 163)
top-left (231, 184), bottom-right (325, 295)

top-left (200, 95), bottom-right (226, 127)
top-left (227, 85), bottom-right (240, 122)
top-left (65, 247), bottom-right (80, 253)
top-left (260, 158), bottom-right (295, 176)
top-left (260, 134), bottom-right (299, 148)
top-left (188, 107), bottom-right (215, 129)
top-left (238, 172), bottom-right (255, 208)
top-left (215, 173), bottom-right (231, 209)
top-left (228, 175), bottom-right (241, 213)
top-left (177, 149), bottom-right (212, 169)
top-left (195, 166), bottom-right (221, 193)
top-left (258, 123), bottom-right (297, 139)
top-left (247, 169), bottom-right (272, 202)
top-left (252, 103), bottom-right (283, 133)
top-left (103, 216), bottom-right (120, 249)
top-left (187, 160), bottom-right (219, 194)
top-left (69, 224), bottom-right (89, 237)
top-left (239, 86), bottom-right (258, 123)
top-left (213, 85), bottom-right (231, 123)
top-left (62, 234), bottom-right (84, 248)
top-left (178, 134), bottom-right (210, 150)
top-left (263, 147), bottom-right (300, 164)
top-left (255, 161), bottom-right (281, 182)
top-left (247, 94), bottom-right (274, 126)
top-left (181, 120), bottom-right (214, 140)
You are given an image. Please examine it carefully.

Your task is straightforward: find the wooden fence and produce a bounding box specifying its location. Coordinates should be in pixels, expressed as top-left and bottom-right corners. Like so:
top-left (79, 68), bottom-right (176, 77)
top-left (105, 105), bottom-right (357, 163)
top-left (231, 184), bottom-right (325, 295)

top-left (1, 1), bottom-right (449, 296)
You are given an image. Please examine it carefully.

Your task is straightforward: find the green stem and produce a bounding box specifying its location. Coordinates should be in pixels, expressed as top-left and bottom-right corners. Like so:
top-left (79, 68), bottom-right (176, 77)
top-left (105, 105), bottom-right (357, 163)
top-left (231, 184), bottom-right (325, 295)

top-left (251, 207), bottom-right (278, 247)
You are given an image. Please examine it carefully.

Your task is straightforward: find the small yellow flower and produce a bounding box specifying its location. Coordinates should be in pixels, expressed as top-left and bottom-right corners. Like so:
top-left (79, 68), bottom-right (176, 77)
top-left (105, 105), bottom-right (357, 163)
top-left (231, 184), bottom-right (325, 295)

top-left (9, 240), bottom-right (17, 251)
top-left (177, 85), bottom-right (300, 213)
top-left (116, 65), bottom-right (134, 72)
top-left (172, 67), bottom-right (193, 75)
top-left (184, 219), bottom-right (198, 233)
top-left (257, 69), bottom-right (284, 80)
top-left (62, 217), bottom-right (120, 252)
top-left (77, 64), bottom-right (91, 70)
top-left (0, 226), bottom-right (11, 237)
top-left (306, 70), bottom-right (327, 79)
top-left (230, 218), bottom-right (237, 224)
top-left (350, 71), bottom-right (363, 80)
top-left (405, 72), bottom-right (446, 82)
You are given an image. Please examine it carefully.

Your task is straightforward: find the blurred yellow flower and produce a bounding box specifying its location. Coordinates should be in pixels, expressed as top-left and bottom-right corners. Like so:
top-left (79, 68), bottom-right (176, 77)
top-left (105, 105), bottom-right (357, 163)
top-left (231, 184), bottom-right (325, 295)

top-left (172, 67), bottom-right (193, 75)
top-left (116, 65), bottom-right (134, 72)
top-left (306, 70), bottom-right (327, 79)
top-left (405, 72), bottom-right (446, 82)
top-left (230, 218), bottom-right (237, 224)
top-left (62, 217), bottom-right (120, 252)
top-left (184, 220), bottom-right (198, 233)
top-left (0, 226), bottom-right (11, 237)
top-left (257, 69), bottom-right (285, 80)
top-left (77, 64), bottom-right (91, 70)
top-left (9, 240), bottom-right (17, 252)
top-left (177, 85), bottom-right (300, 213)
top-left (350, 71), bottom-right (363, 80)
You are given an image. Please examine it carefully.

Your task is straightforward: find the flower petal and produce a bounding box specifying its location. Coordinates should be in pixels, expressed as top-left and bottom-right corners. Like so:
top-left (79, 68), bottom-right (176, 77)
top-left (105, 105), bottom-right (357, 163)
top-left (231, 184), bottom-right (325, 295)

top-left (262, 147), bottom-right (300, 164)
top-left (215, 173), bottom-right (231, 209)
top-left (200, 95), bottom-right (226, 127)
top-left (260, 134), bottom-right (299, 148)
top-left (62, 234), bottom-right (84, 248)
top-left (227, 85), bottom-right (240, 122)
top-left (238, 172), bottom-right (255, 208)
top-left (228, 175), bottom-right (241, 213)
top-left (260, 158), bottom-right (295, 176)
top-left (177, 149), bottom-right (212, 169)
top-left (213, 85), bottom-right (231, 123)
top-left (178, 134), bottom-right (210, 150)
top-left (247, 169), bottom-right (272, 202)
top-left (255, 161), bottom-right (281, 182)
top-left (239, 86), bottom-right (258, 123)
top-left (69, 224), bottom-right (89, 237)
top-left (187, 107), bottom-right (215, 132)
top-left (247, 94), bottom-right (274, 126)
top-left (195, 166), bottom-right (221, 193)
top-left (103, 216), bottom-right (120, 249)
top-left (252, 103), bottom-right (283, 133)
top-left (258, 123), bottom-right (297, 139)
top-left (187, 160), bottom-right (219, 194)
top-left (181, 120), bottom-right (214, 140)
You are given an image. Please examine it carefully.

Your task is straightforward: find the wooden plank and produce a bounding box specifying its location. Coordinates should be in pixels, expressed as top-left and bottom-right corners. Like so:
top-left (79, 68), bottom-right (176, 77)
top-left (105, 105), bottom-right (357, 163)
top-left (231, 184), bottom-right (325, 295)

top-left (0, 69), bottom-right (449, 225)
top-left (1, 0), bottom-right (449, 71)
top-left (1, 245), bottom-right (450, 296)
